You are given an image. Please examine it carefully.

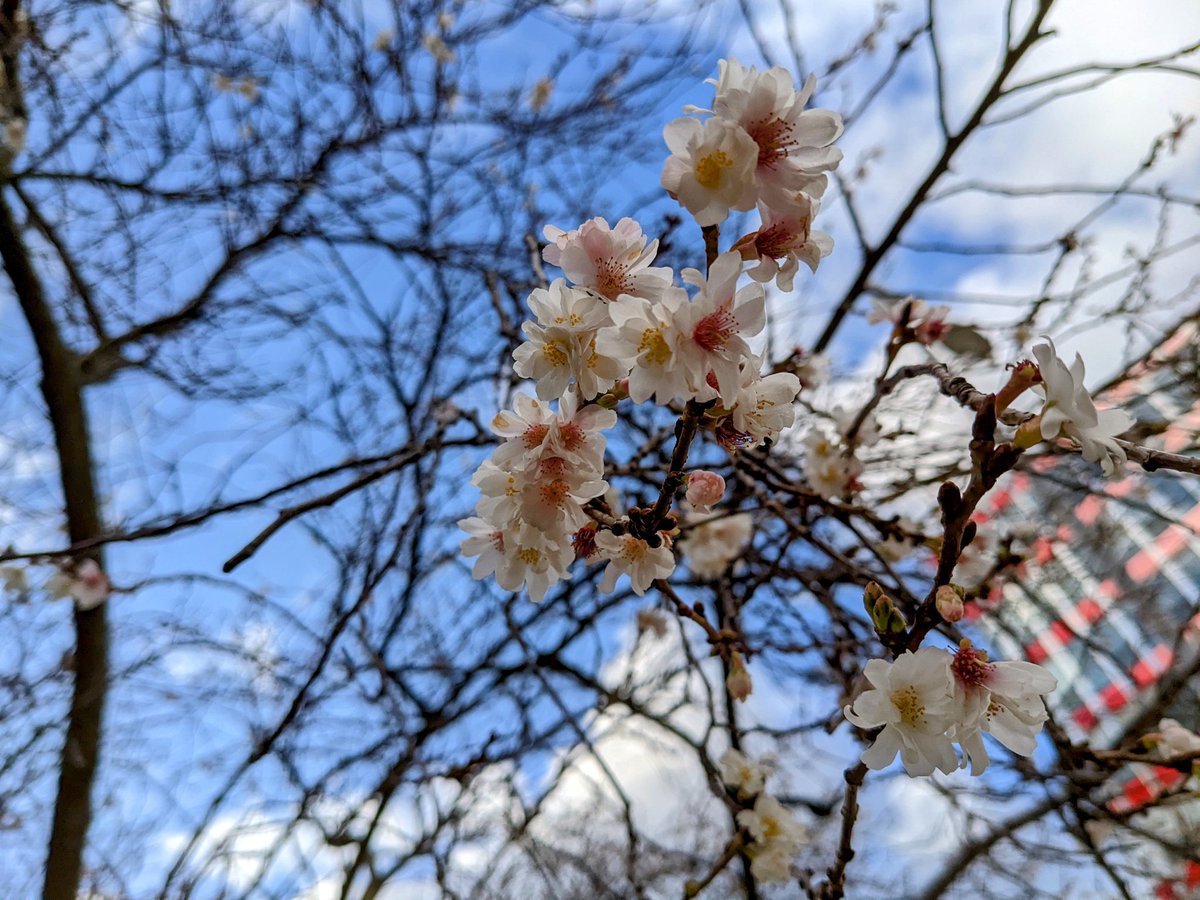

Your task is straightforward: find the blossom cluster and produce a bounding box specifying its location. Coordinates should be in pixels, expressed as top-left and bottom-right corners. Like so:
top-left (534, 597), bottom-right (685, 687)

top-left (844, 642), bottom-right (1056, 776)
top-left (460, 194), bottom-right (825, 597)
top-left (459, 392), bottom-right (616, 601)
top-left (719, 749), bottom-right (806, 882)
top-left (458, 60), bottom-right (849, 601)
top-left (662, 59), bottom-right (841, 289)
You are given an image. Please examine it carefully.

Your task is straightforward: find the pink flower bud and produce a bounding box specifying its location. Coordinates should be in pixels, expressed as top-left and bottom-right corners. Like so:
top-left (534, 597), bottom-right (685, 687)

top-left (686, 471), bottom-right (725, 514)
top-left (936, 584), bottom-right (965, 623)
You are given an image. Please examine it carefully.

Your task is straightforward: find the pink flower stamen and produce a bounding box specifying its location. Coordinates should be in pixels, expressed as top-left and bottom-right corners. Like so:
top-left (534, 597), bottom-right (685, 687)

top-left (693, 306), bottom-right (739, 351)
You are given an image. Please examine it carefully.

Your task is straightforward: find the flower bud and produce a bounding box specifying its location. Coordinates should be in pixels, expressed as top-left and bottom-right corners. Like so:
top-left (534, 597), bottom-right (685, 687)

top-left (936, 584), bottom-right (965, 623)
top-left (863, 581), bottom-right (907, 635)
top-left (686, 470), bottom-right (725, 513)
top-left (727, 653), bottom-right (752, 702)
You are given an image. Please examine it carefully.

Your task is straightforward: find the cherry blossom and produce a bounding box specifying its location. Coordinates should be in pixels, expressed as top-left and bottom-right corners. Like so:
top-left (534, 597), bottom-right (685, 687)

top-left (679, 512), bottom-right (753, 579)
top-left (549, 389), bottom-right (618, 471)
top-left (459, 518), bottom-right (572, 602)
top-left (843, 648), bottom-right (960, 776)
top-left (71, 560), bottom-right (111, 609)
top-left (719, 748), bottom-right (773, 798)
top-left (705, 59), bottom-right (843, 208)
top-left (792, 348), bottom-right (830, 390)
top-left (594, 288), bottom-right (695, 404)
top-left (950, 640), bottom-right (1056, 775)
top-left (661, 116), bottom-right (758, 226)
top-left (802, 429), bottom-right (861, 499)
top-left (866, 297), bottom-right (949, 338)
top-left (512, 279), bottom-right (625, 400)
top-left (679, 251), bottom-right (765, 403)
top-left (1146, 719), bottom-right (1200, 759)
top-left (458, 516), bottom-right (511, 582)
top-left (489, 394), bottom-right (558, 469)
top-left (729, 364), bottom-right (802, 447)
top-left (736, 793), bottom-right (806, 883)
top-left (595, 530), bottom-right (675, 595)
top-left (517, 464), bottom-right (607, 533)
top-left (734, 195), bottom-right (833, 290)
top-left (1031, 338), bottom-right (1134, 476)
top-left (542, 217), bottom-right (672, 301)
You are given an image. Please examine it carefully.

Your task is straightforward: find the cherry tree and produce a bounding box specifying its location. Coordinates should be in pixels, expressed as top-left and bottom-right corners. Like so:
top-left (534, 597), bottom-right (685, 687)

top-left (0, 0), bottom-right (1198, 897)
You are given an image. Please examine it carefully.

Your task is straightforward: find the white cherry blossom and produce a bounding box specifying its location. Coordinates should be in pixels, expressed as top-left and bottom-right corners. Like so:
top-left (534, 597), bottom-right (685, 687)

top-left (844, 648), bottom-right (960, 776)
top-left (518, 462), bottom-right (607, 533)
top-left (458, 519), bottom-right (572, 602)
top-left (51, 559), bottom-right (110, 610)
top-left (595, 288), bottom-right (695, 404)
top-left (459, 516), bottom-right (510, 582)
top-left (680, 251), bottom-right (765, 405)
top-left (472, 460), bottom-right (526, 528)
top-left (679, 512), bottom-right (753, 580)
top-left (736, 793), bottom-right (806, 883)
top-left (719, 748), bottom-right (773, 798)
top-left (549, 389), bottom-right (618, 472)
top-left (792, 348), bottom-right (829, 390)
top-left (512, 280), bottom-right (624, 400)
top-left (831, 405), bottom-right (881, 447)
top-left (661, 116), bottom-right (758, 226)
top-left (498, 527), bottom-right (573, 602)
top-left (1032, 338), bottom-right (1135, 476)
top-left (542, 217), bottom-right (672, 301)
top-left (706, 59), bottom-right (843, 208)
top-left (729, 364), bottom-right (801, 447)
top-left (490, 394), bottom-right (558, 469)
top-left (595, 530), bottom-right (675, 595)
top-left (866, 296), bottom-right (948, 333)
top-left (735, 195), bottom-right (833, 290)
top-left (802, 429), bottom-right (861, 499)
top-left (1147, 719), bottom-right (1200, 758)
top-left (949, 641), bottom-right (1057, 775)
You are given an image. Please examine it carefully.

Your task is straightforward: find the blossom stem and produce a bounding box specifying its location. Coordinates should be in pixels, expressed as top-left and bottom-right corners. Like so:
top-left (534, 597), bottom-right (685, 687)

top-left (816, 762), bottom-right (868, 900)
top-left (683, 832), bottom-right (746, 898)
top-left (702, 223), bottom-right (720, 271)
top-left (649, 399), bottom-right (706, 528)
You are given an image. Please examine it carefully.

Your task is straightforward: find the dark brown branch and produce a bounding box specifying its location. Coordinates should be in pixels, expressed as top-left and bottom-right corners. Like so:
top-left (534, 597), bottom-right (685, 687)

top-left (813, 0), bottom-right (1056, 352)
top-left (0, 189), bottom-right (107, 899)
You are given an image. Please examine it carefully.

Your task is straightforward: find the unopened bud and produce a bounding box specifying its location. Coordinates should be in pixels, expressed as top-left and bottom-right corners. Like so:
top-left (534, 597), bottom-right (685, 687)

top-left (862, 581), bottom-right (886, 608)
top-left (863, 581), bottom-right (907, 635)
top-left (596, 378), bottom-right (629, 409)
top-left (727, 653), bottom-right (752, 702)
top-left (686, 470), bottom-right (725, 514)
top-left (936, 584), bottom-right (965, 623)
